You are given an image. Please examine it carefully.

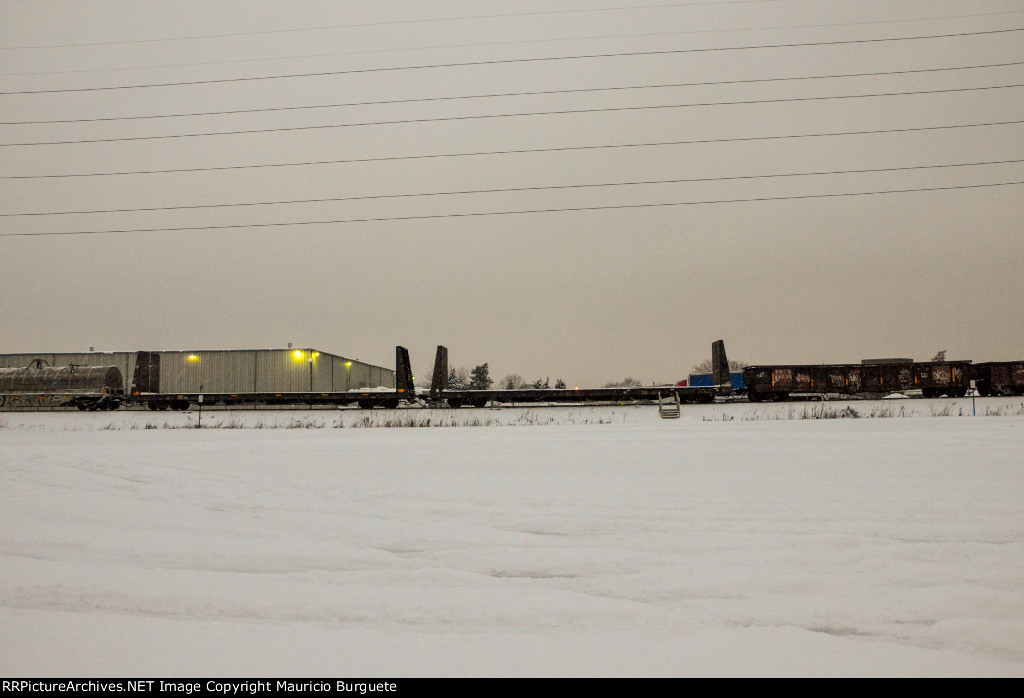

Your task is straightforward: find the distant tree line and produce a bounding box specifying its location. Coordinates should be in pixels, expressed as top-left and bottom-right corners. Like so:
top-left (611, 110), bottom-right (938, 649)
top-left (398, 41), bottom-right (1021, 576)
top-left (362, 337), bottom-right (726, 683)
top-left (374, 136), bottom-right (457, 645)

top-left (497, 375), bottom-right (568, 390)
top-left (603, 377), bottom-right (642, 388)
top-left (447, 364), bottom-right (566, 391)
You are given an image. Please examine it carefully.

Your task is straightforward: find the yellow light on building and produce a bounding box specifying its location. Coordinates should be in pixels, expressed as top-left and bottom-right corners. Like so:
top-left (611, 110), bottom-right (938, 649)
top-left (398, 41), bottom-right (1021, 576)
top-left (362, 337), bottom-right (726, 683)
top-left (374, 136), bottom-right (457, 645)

top-left (187, 355), bottom-right (198, 362)
top-left (293, 350), bottom-right (304, 361)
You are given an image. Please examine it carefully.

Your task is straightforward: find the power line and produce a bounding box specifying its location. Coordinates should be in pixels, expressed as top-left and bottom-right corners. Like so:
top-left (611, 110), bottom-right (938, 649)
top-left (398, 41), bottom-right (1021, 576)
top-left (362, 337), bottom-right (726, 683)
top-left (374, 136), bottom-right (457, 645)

top-left (3, 119), bottom-right (1021, 179)
top-left (5, 84), bottom-right (1021, 147)
top-left (3, 27), bottom-right (1021, 95)
top-left (4, 181), bottom-right (1021, 238)
top-left (5, 10), bottom-right (1020, 77)
top-left (5, 159), bottom-right (1021, 218)
top-left (4, 61), bottom-right (1020, 126)
top-left (0, 2), bottom-right (781, 50)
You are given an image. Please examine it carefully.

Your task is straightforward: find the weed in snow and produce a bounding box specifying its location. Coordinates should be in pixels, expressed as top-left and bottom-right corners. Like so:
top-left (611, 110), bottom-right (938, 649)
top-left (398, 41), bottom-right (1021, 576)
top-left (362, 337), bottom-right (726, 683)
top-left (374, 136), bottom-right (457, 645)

top-left (705, 405), bottom-right (861, 421)
top-left (4, 401), bottom-right (1021, 430)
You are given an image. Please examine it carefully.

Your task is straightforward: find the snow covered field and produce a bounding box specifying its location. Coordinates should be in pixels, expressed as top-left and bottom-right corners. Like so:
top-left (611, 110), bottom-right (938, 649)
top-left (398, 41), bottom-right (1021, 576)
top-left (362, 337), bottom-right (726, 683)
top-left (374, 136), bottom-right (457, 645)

top-left (2, 399), bottom-right (1022, 676)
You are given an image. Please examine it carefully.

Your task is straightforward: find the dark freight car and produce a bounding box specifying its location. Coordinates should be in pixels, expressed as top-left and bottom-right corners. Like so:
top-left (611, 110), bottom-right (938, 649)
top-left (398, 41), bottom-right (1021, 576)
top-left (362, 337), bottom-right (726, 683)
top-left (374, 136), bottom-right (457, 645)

top-left (744, 361), bottom-right (971, 401)
top-left (912, 362), bottom-right (971, 398)
top-left (971, 362), bottom-right (1024, 396)
top-left (743, 364), bottom-right (858, 401)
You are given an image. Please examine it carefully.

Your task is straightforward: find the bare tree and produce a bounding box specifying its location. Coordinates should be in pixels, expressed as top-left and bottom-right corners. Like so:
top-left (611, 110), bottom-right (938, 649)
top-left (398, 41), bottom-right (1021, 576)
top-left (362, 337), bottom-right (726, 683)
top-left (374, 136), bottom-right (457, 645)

top-left (603, 377), bottom-right (642, 388)
top-left (691, 359), bottom-right (748, 373)
top-left (501, 374), bottom-right (528, 390)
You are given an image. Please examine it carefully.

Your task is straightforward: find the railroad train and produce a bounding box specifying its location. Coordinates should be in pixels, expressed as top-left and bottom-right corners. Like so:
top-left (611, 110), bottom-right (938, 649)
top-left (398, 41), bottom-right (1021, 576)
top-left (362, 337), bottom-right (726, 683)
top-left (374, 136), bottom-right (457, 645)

top-left (2, 344), bottom-right (1022, 410)
top-left (744, 360), bottom-right (1024, 402)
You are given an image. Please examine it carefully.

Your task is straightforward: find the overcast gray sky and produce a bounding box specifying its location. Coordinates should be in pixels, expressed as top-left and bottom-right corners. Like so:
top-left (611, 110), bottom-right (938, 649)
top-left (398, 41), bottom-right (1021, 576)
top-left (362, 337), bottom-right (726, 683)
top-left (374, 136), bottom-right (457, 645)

top-left (2, 1), bottom-right (1021, 387)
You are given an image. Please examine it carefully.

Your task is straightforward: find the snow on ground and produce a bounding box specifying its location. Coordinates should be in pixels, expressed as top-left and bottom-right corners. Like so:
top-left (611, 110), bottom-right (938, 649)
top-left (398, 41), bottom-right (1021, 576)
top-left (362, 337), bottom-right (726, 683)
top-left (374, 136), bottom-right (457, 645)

top-left (1, 399), bottom-right (1022, 676)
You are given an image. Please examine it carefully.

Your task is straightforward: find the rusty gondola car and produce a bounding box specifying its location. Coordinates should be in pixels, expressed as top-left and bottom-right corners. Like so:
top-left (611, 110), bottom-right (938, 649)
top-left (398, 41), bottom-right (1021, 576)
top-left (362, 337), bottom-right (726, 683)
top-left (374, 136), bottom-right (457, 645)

top-left (971, 362), bottom-right (1024, 396)
top-left (744, 361), bottom-right (972, 402)
top-left (0, 363), bottom-right (124, 410)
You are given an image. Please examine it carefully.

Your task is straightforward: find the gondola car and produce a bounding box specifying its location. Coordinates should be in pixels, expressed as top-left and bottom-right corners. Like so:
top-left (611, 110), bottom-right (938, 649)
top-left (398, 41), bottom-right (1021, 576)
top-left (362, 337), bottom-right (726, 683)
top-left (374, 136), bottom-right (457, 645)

top-left (743, 361), bottom-right (972, 402)
top-left (971, 362), bottom-right (1024, 396)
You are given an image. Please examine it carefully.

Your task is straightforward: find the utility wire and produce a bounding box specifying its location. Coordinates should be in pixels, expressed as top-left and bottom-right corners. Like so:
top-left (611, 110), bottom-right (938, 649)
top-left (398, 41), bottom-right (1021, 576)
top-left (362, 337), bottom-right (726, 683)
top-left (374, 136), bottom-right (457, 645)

top-left (5, 159), bottom-right (1021, 218)
top-left (4, 61), bottom-right (1020, 126)
top-left (3, 119), bottom-right (1021, 180)
top-left (4, 84), bottom-right (1021, 147)
top-left (3, 27), bottom-right (1021, 95)
top-left (4, 9), bottom-right (1020, 77)
top-left (4, 181), bottom-right (1021, 238)
top-left (0, 2), bottom-right (781, 50)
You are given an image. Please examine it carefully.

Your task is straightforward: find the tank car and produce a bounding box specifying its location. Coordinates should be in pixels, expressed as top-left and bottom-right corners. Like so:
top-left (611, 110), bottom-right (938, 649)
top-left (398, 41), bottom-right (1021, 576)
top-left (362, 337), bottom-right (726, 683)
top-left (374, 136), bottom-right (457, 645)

top-left (0, 363), bottom-right (124, 409)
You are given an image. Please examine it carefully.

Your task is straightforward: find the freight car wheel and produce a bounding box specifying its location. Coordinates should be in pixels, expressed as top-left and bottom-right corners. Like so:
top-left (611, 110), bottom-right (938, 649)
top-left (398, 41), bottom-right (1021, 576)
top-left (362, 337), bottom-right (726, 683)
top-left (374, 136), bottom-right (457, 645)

top-left (471, 397), bottom-right (488, 408)
top-left (446, 398), bottom-right (462, 408)
top-left (357, 400), bottom-right (374, 410)
top-left (76, 402), bottom-right (88, 411)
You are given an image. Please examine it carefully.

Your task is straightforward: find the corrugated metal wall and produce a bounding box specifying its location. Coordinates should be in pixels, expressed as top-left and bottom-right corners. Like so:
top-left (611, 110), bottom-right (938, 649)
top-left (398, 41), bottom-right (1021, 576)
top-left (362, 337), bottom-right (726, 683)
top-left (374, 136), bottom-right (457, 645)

top-left (322, 355), bottom-right (395, 391)
top-left (254, 350), bottom-right (311, 393)
top-left (332, 355), bottom-right (356, 391)
top-left (158, 349), bottom-right (395, 393)
top-left (157, 351), bottom-right (259, 394)
top-left (349, 359), bottom-right (371, 390)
